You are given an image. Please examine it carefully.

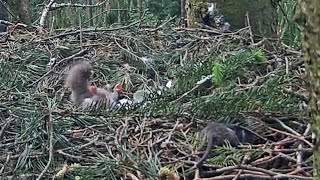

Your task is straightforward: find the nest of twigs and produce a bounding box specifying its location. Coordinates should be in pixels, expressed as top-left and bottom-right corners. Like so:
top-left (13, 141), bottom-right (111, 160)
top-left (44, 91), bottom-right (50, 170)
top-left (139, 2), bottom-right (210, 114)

top-left (0, 22), bottom-right (311, 180)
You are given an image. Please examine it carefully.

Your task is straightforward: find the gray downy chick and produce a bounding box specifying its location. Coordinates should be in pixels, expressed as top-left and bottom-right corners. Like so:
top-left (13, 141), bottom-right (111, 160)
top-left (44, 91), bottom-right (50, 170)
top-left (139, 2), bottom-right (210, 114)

top-left (65, 62), bottom-right (122, 109)
top-left (65, 61), bottom-right (93, 105)
top-left (82, 84), bottom-right (122, 109)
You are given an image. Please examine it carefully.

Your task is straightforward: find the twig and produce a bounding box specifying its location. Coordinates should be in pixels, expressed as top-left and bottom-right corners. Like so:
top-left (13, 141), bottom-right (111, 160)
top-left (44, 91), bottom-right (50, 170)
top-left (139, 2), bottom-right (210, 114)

top-left (58, 135), bottom-right (100, 151)
top-left (136, 10), bottom-right (146, 32)
top-left (297, 123), bottom-right (311, 169)
top-left (56, 150), bottom-right (84, 160)
top-left (127, 173), bottom-right (140, 180)
top-left (272, 118), bottom-right (301, 136)
top-left (166, 120), bottom-right (179, 142)
top-left (232, 151), bottom-right (253, 180)
top-left (173, 84), bottom-right (201, 102)
top-left (0, 20), bottom-right (14, 27)
top-left (79, 13), bottom-right (83, 49)
top-left (271, 148), bottom-right (312, 153)
top-left (0, 153), bottom-right (11, 174)
top-left (285, 57), bottom-right (289, 74)
top-left (0, 120), bottom-right (10, 139)
top-left (248, 116), bottom-right (313, 148)
top-left (114, 39), bottom-right (160, 80)
top-left (39, 0), bottom-right (56, 27)
top-left (49, 1), bottom-right (107, 10)
top-left (232, 169), bottom-right (243, 180)
top-left (282, 88), bottom-right (309, 103)
top-left (27, 48), bottom-right (89, 87)
top-left (245, 11), bottom-right (254, 45)
top-left (36, 106), bottom-right (54, 180)
top-left (194, 169), bottom-right (200, 180)
top-left (40, 21), bottom-right (140, 41)
top-left (147, 16), bottom-right (177, 32)
top-left (0, 1), bottom-right (17, 21)
top-left (217, 164), bottom-right (277, 176)
top-left (200, 173), bottom-right (312, 180)
top-left (268, 126), bottom-right (313, 148)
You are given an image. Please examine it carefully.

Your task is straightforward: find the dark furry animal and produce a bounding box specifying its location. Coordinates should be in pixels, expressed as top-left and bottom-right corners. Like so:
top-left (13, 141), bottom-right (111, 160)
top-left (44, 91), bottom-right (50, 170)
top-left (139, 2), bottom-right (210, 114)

top-left (195, 122), bottom-right (265, 168)
top-left (226, 124), bottom-right (266, 144)
top-left (195, 122), bottom-right (240, 168)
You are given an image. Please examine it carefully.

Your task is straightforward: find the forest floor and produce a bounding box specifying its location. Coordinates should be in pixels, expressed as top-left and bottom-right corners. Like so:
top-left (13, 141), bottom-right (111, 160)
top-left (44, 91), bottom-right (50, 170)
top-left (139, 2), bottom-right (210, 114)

top-left (0, 23), bottom-right (312, 180)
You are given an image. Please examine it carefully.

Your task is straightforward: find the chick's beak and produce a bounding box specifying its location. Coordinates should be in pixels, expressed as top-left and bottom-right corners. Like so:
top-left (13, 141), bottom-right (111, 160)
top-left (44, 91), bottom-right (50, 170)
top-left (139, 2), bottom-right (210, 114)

top-left (114, 83), bottom-right (122, 93)
top-left (89, 86), bottom-right (97, 94)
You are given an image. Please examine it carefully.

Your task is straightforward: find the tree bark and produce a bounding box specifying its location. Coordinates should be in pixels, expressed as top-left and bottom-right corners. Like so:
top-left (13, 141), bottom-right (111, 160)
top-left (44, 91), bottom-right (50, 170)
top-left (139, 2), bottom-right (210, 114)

top-left (295, 0), bottom-right (320, 178)
top-left (0, 1), bottom-right (9, 32)
top-left (180, 0), bottom-right (186, 27)
top-left (20, 0), bottom-right (31, 24)
top-left (71, 0), bottom-right (77, 26)
top-left (88, 0), bottom-right (94, 27)
top-left (215, 0), bottom-right (277, 37)
top-left (138, 0), bottom-right (143, 19)
top-left (185, 0), bottom-right (277, 37)
top-left (185, 0), bottom-right (206, 28)
top-left (7, 0), bottom-right (31, 24)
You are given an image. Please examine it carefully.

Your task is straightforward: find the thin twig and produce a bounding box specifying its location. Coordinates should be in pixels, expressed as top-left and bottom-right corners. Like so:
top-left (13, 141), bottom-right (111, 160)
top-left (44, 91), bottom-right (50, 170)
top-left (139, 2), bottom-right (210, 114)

top-left (40, 21), bottom-right (140, 41)
top-left (245, 11), bottom-right (254, 45)
top-left (0, 153), bottom-right (11, 174)
top-left (147, 16), bottom-right (177, 32)
top-left (36, 106), bottom-right (53, 180)
top-left (272, 118), bottom-right (301, 136)
top-left (297, 123), bottom-right (311, 169)
top-left (39, 0), bottom-right (56, 27)
top-left (166, 120), bottom-right (179, 142)
top-left (248, 116), bottom-right (313, 148)
top-left (0, 120), bottom-right (10, 139)
top-left (27, 48), bottom-right (89, 87)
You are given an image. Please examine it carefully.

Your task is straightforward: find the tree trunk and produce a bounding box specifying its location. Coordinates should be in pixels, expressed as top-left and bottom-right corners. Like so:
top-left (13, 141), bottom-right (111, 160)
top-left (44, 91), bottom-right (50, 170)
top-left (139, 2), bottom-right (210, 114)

top-left (20, 0), bottom-right (31, 24)
top-left (117, 0), bottom-right (121, 23)
top-left (185, 0), bottom-right (207, 28)
top-left (215, 0), bottom-right (277, 37)
top-left (88, 0), bottom-right (94, 27)
top-left (185, 0), bottom-right (277, 37)
top-left (138, 0), bottom-right (143, 19)
top-left (295, 0), bottom-right (320, 178)
top-left (71, 0), bottom-right (77, 26)
top-left (7, 0), bottom-right (31, 24)
top-left (180, 0), bottom-right (186, 27)
top-left (0, 1), bottom-right (9, 32)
